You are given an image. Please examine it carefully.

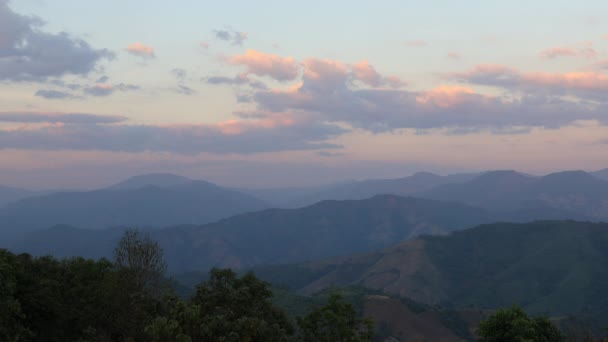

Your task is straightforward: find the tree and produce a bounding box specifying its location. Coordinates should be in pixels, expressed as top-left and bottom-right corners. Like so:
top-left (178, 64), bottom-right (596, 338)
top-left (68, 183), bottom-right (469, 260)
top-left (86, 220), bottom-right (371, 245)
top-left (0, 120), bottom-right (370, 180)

top-left (114, 229), bottom-right (167, 291)
top-left (296, 293), bottom-right (374, 342)
top-left (146, 268), bottom-right (294, 342)
top-left (0, 249), bottom-right (30, 342)
top-left (476, 306), bottom-right (563, 342)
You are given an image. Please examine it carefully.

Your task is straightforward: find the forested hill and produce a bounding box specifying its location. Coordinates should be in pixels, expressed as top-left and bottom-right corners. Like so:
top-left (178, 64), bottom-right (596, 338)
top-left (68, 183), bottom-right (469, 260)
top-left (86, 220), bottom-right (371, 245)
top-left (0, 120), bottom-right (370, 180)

top-left (252, 220), bottom-right (608, 321)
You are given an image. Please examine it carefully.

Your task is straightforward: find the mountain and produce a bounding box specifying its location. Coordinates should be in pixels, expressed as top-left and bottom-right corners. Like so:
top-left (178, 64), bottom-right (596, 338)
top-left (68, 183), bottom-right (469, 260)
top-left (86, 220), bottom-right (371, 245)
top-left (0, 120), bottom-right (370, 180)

top-left (253, 221), bottom-right (608, 319)
top-left (244, 172), bottom-right (478, 208)
top-left (0, 174), bottom-right (268, 241)
top-left (591, 168), bottom-right (608, 181)
top-left (107, 173), bottom-right (194, 190)
top-left (11, 195), bottom-right (491, 273)
top-left (0, 185), bottom-right (34, 208)
top-left (419, 170), bottom-right (608, 220)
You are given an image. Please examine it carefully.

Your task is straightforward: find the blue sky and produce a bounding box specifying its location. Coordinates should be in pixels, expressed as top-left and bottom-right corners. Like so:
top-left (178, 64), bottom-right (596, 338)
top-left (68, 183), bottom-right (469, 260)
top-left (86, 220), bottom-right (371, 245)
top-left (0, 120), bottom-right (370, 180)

top-left (2, 0), bottom-right (608, 189)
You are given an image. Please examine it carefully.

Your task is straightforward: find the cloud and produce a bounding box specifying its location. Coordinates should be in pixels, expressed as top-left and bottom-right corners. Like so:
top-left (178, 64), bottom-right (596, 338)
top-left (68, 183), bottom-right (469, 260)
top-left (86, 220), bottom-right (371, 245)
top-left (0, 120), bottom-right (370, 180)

top-left (228, 50), bottom-right (299, 81)
top-left (404, 40), bottom-right (427, 47)
top-left (352, 60), bottom-right (407, 88)
top-left (200, 42), bottom-right (210, 49)
top-left (352, 61), bottom-right (383, 87)
top-left (0, 111), bottom-right (127, 124)
top-left (448, 64), bottom-right (608, 99)
top-left (35, 89), bottom-right (75, 100)
top-left (0, 112), bottom-right (346, 154)
top-left (540, 44), bottom-right (597, 59)
top-left (96, 75), bottom-right (109, 83)
top-left (0, 1), bottom-right (114, 81)
top-left (213, 28), bottom-right (248, 46)
top-left (249, 56), bottom-right (608, 133)
top-left (171, 68), bottom-right (187, 80)
top-left (175, 85), bottom-right (196, 95)
top-left (205, 73), bottom-right (268, 89)
top-left (83, 83), bottom-right (140, 97)
top-left (447, 52), bottom-right (461, 60)
top-left (125, 42), bottom-right (155, 59)
top-left (317, 151), bottom-right (346, 157)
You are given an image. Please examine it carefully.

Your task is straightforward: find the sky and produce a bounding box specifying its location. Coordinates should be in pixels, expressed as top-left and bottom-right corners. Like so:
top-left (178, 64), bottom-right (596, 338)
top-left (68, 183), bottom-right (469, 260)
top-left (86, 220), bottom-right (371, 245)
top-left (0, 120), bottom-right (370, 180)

top-left (2, 0), bottom-right (608, 189)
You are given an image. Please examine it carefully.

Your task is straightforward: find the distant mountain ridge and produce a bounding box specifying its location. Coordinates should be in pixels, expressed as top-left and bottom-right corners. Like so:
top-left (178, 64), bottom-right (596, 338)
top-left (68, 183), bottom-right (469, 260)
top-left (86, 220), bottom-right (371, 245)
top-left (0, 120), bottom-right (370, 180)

top-left (419, 170), bottom-right (608, 220)
top-left (0, 185), bottom-right (34, 208)
top-left (0, 174), bottom-right (268, 241)
top-left (243, 172), bottom-right (478, 208)
top-left (11, 195), bottom-right (492, 273)
top-left (107, 173), bottom-right (194, 190)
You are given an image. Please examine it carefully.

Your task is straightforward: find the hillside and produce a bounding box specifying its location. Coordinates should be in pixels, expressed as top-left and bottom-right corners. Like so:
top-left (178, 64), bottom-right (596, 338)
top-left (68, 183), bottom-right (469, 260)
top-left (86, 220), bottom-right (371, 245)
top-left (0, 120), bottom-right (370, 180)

top-left (269, 287), bottom-right (485, 342)
top-left (0, 185), bottom-right (35, 208)
top-left (419, 170), bottom-right (608, 220)
top-left (0, 174), bottom-right (268, 240)
top-left (252, 221), bottom-right (608, 319)
top-left (12, 195), bottom-right (491, 273)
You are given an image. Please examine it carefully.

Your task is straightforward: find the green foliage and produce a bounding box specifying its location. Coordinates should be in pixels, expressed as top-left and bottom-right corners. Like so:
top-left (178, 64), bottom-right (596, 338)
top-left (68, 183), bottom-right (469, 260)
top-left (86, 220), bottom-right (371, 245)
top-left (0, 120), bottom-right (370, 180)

top-left (0, 250), bottom-right (30, 341)
top-left (296, 293), bottom-right (374, 342)
top-left (146, 268), bottom-right (295, 341)
top-left (476, 306), bottom-right (563, 342)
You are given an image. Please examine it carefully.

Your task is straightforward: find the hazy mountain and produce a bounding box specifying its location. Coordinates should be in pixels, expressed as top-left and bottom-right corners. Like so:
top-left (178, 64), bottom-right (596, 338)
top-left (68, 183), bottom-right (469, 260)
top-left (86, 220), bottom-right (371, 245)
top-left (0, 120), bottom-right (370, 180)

top-left (253, 221), bottom-right (608, 319)
top-left (106, 173), bottom-right (194, 190)
top-left (12, 195), bottom-right (491, 273)
top-left (591, 168), bottom-right (608, 181)
top-left (0, 174), bottom-right (268, 240)
top-left (419, 170), bottom-right (608, 219)
top-left (0, 185), bottom-right (34, 208)
top-left (244, 172), bottom-right (478, 208)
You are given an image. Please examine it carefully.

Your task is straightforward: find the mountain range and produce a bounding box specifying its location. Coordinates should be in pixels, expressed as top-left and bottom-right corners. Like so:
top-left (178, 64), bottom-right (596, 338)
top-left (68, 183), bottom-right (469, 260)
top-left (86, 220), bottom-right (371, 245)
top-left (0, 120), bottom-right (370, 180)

top-left (11, 195), bottom-right (491, 273)
top-left (0, 174), bottom-right (267, 241)
top-left (418, 170), bottom-right (608, 220)
top-left (6, 169), bottom-right (608, 269)
top-left (252, 221), bottom-right (608, 320)
top-left (242, 172), bottom-right (478, 208)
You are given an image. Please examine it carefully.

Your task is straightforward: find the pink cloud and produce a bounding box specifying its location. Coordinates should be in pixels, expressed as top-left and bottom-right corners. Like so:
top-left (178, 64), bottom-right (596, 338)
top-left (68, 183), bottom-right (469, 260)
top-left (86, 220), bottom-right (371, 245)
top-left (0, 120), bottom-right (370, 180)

top-left (125, 42), bottom-right (155, 59)
top-left (352, 61), bottom-right (383, 87)
top-left (540, 47), bottom-right (577, 59)
top-left (447, 52), bottom-right (461, 60)
top-left (229, 50), bottom-right (299, 81)
top-left (300, 58), bottom-right (350, 91)
top-left (523, 71), bottom-right (608, 90)
top-left (449, 63), bottom-right (608, 96)
top-left (540, 44), bottom-right (597, 59)
top-left (200, 42), bottom-right (210, 49)
top-left (385, 76), bottom-right (407, 88)
top-left (352, 61), bottom-right (406, 88)
top-left (404, 40), bottom-right (427, 47)
top-left (0, 112), bottom-right (344, 154)
top-left (416, 85), bottom-right (476, 108)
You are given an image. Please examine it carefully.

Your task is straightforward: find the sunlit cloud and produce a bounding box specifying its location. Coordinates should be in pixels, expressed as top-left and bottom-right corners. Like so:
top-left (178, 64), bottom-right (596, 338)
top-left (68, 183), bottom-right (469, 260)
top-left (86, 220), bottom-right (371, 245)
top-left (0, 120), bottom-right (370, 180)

top-left (0, 112), bottom-right (127, 124)
top-left (0, 111), bottom-right (346, 154)
top-left (125, 42), bottom-right (155, 59)
top-left (228, 50), bottom-right (299, 81)
top-left (540, 43), bottom-right (597, 59)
